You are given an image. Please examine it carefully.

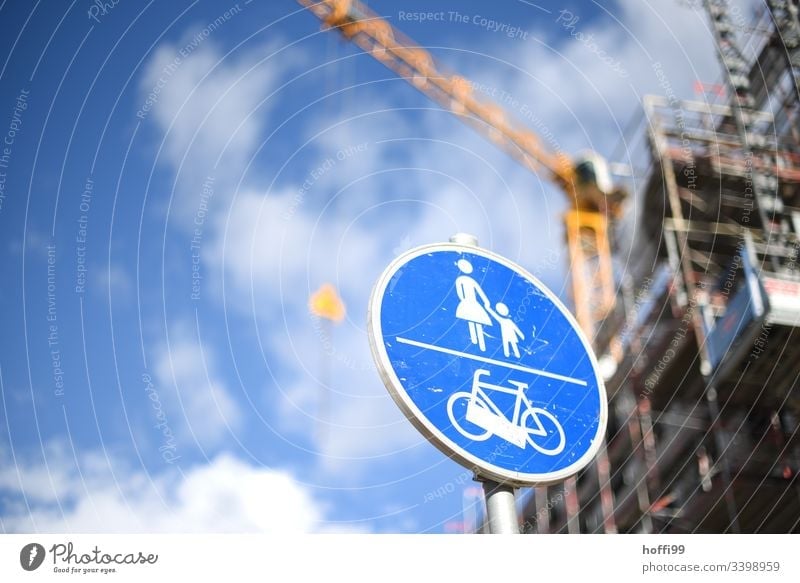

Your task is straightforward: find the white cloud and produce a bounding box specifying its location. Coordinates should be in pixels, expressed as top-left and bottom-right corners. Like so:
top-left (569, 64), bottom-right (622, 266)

top-left (138, 33), bottom-right (300, 227)
top-left (140, 31), bottom-right (277, 165)
top-left (0, 442), bottom-right (81, 505)
top-left (272, 319), bottom-right (424, 476)
top-left (153, 323), bottom-right (241, 449)
top-left (92, 263), bottom-right (133, 300)
top-left (209, 189), bottom-right (314, 305)
top-left (206, 187), bottom-right (423, 472)
top-left (0, 448), bottom-right (325, 533)
top-left (396, 118), bottom-right (565, 279)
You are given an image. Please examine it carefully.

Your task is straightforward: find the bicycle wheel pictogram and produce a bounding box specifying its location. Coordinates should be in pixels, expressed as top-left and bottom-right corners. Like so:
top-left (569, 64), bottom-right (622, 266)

top-left (447, 391), bottom-right (492, 441)
top-left (521, 407), bottom-right (566, 455)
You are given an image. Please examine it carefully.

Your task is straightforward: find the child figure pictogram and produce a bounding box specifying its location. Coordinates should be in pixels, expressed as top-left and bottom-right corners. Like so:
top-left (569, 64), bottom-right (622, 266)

top-left (491, 302), bottom-right (525, 358)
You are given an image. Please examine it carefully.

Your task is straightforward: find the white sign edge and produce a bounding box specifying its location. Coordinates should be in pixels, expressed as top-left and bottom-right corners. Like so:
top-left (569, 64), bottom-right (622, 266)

top-left (367, 242), bottom-right (609, 487)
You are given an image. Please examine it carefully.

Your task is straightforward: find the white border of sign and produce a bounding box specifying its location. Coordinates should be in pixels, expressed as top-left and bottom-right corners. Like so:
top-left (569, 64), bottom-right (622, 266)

top-left (368, 242), bottom-right (608, 486)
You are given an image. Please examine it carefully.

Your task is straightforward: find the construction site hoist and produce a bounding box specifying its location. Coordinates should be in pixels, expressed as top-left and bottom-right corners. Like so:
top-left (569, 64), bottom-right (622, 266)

top-left (296, 0), bottom-right (626, 340)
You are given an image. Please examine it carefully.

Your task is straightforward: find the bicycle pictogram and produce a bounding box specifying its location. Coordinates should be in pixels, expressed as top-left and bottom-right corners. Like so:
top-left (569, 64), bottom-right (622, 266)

top-left (447, 368), bottom-right (566, 455)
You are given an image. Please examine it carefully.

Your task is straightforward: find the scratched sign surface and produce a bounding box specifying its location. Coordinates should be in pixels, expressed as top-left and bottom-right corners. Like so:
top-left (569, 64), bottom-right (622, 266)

top-left (368, 243), bottom-right (607, 486)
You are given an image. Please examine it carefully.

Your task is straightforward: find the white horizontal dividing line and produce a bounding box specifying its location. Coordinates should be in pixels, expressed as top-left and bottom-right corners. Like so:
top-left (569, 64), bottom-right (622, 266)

top-left (395, 337), bottom-right (588, 387)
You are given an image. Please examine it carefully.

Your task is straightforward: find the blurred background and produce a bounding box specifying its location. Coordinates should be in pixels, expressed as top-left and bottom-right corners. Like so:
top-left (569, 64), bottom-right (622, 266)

top-left (1, 0), bottom-right (798, 533)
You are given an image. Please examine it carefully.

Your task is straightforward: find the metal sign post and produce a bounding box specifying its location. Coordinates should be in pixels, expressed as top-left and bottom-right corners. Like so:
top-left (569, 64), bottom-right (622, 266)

top-left (481, 479), bottom-right (519, 534)
top-left (368, 234), bottom-right (607, 533)
top-left (453, 235), bottom-right (519, 534)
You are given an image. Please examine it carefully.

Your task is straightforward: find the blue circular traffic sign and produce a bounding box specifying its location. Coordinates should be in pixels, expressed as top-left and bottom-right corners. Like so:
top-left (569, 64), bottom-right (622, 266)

top-left (368, 243), bottom-right (607, 486)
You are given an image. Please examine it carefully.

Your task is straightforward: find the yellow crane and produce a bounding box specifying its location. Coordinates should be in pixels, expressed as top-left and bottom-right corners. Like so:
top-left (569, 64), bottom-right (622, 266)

top-left (297, 0), bottom-right (620, 533)
top-left (297, 0), bottom-right (623, 338)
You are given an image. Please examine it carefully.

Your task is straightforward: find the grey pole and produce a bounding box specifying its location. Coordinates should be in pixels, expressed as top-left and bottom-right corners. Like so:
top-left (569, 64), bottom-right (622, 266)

top-left (482, 479), bottom-right (520, 534)
top-left (450, 233), bottom-right (521, 534)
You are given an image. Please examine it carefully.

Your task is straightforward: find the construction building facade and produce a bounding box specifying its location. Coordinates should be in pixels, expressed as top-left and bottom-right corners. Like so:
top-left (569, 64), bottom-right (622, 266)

top-left (521, 0), bottom-right (800, 533)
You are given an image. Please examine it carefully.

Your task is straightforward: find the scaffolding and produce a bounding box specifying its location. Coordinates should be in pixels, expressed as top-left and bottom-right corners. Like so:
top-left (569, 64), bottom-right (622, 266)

top-left (519, 0), bottom-right (800, 533)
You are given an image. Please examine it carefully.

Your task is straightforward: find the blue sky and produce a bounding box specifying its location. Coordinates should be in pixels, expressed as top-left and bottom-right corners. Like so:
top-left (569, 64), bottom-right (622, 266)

top-left (0, 0), bottom-right (743, 532)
